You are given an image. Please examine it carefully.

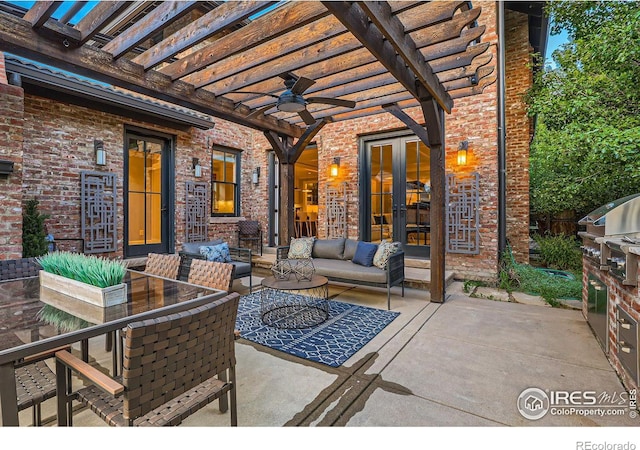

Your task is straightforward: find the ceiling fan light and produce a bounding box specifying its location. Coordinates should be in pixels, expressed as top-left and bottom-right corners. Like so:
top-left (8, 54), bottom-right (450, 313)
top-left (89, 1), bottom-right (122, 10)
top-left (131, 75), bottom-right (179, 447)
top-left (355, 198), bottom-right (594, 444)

top-left (277, 91), bottom-right (306, 112)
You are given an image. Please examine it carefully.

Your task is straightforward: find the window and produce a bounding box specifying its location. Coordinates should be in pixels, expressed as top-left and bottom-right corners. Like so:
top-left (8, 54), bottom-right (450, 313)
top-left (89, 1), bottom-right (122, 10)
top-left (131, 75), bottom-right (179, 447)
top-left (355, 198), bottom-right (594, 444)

top-left (211, 147), bottom-right (240, 216)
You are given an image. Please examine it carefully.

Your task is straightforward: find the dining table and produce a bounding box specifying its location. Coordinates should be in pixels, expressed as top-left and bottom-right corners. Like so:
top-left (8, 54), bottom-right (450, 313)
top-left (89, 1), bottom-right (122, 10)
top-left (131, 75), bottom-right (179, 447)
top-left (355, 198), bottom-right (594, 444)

top-left (0, 269), bottom-right (226, 426)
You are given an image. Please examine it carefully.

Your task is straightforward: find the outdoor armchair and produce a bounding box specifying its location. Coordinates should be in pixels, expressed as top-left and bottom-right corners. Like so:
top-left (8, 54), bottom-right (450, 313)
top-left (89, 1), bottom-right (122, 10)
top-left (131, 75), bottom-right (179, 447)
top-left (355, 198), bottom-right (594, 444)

top-left (55, 292), bottom-right (240, 427)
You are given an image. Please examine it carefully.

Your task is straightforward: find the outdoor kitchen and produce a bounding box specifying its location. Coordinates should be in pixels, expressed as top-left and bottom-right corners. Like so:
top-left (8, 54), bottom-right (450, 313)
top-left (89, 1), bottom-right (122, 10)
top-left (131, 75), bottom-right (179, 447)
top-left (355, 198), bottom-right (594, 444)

top-left (579, 193), bottom-right (640, 391)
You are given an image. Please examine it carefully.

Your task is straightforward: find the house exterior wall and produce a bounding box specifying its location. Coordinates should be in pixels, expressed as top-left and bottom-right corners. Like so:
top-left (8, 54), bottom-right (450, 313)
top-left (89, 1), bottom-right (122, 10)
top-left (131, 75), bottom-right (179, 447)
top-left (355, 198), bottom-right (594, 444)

top-left (0, 1), bottom-right (535, 283)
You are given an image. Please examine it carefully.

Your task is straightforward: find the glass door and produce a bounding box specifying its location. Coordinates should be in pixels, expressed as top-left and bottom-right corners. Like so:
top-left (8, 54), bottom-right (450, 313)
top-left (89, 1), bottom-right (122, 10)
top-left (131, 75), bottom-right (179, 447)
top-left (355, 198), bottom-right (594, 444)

top-left (365, 135), bottom-right (430, 258)
top-left (125, 131), bottom-right (173, 257)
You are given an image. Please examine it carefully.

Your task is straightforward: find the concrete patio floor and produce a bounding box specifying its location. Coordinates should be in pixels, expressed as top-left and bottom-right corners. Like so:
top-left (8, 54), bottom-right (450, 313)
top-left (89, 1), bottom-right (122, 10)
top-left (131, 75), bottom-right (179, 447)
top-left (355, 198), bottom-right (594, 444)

top-left (26, 268), bottom-right (638, 435)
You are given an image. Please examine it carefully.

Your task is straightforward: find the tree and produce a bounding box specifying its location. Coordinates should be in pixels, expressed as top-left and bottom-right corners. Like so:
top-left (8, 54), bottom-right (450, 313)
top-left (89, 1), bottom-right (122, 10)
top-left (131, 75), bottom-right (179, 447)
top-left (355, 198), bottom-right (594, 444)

top-left (22, 198), bottom-right (49, 257)
top-left (526, 1), bottom-right (640, 220)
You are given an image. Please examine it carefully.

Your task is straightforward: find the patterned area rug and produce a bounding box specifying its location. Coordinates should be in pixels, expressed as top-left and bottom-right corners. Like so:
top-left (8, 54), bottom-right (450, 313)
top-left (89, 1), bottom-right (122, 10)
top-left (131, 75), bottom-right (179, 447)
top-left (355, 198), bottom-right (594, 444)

top-left (236, 292), bottom-right (400, 367)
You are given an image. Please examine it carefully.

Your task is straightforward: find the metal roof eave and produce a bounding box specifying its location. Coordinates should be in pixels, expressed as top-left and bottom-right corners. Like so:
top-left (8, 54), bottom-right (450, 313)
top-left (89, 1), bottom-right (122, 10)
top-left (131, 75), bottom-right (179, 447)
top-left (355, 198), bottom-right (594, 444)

top-left (4, 54), bottom-right (216, 130)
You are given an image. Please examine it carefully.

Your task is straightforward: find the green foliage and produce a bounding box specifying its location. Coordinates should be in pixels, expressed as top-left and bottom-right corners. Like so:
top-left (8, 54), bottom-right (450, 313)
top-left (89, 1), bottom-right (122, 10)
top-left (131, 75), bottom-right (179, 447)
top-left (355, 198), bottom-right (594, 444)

top-left (499, 247), bottom-right (582, 306)
top-left (22, 198), bottom-right (49, 258)
top-left (526, 1), bottom-right (640, 218)
top-left (37, 251), bottom-right (126, 288)
top-left (533, 233), bottom-right (583, 273)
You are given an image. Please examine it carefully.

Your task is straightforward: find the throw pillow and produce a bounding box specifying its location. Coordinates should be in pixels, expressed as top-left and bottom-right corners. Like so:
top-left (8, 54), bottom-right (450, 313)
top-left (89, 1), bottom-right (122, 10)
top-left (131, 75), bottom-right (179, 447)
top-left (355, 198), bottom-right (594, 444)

top-left (373, 240), bottom-right (401, 269)
top-left (199, 242), bottom-right (232, 263)
top-left (352, 241), bottom-right (378, 267)
top-left (288, 237), bottom-right (315, 259)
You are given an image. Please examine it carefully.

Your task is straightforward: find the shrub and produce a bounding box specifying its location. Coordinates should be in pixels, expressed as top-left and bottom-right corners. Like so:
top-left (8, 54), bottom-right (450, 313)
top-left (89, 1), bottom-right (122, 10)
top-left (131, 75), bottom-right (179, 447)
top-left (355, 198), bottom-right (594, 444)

top-left (37, 251), bottom-right (126, 288)
top-left (532, 233), bottom-right (583, 273)
top-left (22, 198), bottom-right (49, 258)
top-left (499, 246), bottom-right (582, 306)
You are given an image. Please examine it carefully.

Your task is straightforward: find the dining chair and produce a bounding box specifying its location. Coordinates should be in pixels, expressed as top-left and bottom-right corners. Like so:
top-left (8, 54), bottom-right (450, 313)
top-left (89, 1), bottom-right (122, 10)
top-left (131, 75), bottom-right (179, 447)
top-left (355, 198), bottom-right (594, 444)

top-left (1, 258), bottom-right (59, 426)
top-left (187, 259), bottom-right (235, 292)
top-left (238, 220), bottom-right (262, 256)
top-left (143, 253), bottom-right (181, 279)
top-left (56, 292), bottom-right (240, 427)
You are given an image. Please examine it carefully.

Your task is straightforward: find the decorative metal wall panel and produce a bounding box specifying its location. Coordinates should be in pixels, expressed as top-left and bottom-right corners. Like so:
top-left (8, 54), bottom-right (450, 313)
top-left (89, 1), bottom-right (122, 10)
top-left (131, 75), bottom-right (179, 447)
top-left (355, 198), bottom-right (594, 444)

top-left (185, 181), bottom-right (209, 242)
top-left (81, 171), bottom-right (117, 253)
top-left (446, 172), bottom-right (480, 254)
top-left (326, 182), bottom-right (348, 239)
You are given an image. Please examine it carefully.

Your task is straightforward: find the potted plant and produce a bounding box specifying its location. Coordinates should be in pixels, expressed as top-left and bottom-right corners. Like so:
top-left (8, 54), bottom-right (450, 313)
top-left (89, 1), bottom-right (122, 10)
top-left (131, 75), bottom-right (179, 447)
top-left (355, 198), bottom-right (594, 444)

top-left (37, 251), bottom-right (128, 307)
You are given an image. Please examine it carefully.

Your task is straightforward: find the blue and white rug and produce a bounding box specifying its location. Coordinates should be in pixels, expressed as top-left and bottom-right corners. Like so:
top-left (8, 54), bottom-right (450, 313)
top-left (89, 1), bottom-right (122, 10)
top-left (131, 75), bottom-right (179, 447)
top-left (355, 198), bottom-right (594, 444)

top-left (236, 292), bottom-right (400, 367)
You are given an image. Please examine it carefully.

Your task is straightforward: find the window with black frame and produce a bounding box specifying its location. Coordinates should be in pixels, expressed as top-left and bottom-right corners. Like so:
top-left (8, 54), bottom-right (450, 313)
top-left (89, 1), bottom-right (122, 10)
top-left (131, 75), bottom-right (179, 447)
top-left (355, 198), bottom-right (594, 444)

top-left (211, 147), bottom-right (240, 216)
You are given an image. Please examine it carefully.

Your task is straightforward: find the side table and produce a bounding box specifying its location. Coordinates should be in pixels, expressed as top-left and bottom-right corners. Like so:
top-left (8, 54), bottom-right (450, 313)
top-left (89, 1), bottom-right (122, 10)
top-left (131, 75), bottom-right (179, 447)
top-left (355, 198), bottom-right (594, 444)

top-left (260, 275), bottom-right (329, 329)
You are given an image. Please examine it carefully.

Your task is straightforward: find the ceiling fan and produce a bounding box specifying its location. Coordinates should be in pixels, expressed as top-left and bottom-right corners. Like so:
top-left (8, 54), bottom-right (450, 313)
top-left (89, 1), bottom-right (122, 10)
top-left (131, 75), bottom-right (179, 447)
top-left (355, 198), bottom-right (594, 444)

top-left (236, 74), bottom-right (356, 125)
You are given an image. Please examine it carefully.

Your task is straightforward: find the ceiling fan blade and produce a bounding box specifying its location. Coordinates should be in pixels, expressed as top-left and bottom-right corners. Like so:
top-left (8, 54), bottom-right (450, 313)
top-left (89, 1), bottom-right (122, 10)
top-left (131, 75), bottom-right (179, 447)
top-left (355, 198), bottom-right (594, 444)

top-left (306, 97), bottom-right (356, 108)
top-left (298, 109), bottom-right (316, 125)
top-left (231, 91), bottom-right (280, 99)
top-left (246, 104), bottom-right (276, 119)
top-left (291, 76), bottom-right (315, 95)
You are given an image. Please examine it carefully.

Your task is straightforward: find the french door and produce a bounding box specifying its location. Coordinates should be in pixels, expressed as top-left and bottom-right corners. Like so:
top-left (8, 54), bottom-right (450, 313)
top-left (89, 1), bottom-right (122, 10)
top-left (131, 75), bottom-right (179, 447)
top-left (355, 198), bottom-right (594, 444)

top-left (364, 135), bottom-right (431, 258)
top-left (124, 129), bottom-right (174, 257)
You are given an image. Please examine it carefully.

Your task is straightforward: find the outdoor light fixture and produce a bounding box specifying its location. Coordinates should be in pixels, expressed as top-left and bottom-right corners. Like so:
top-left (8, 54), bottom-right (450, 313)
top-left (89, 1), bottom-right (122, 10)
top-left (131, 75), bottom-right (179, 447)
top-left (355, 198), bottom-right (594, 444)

top-left (252, 167), bottom-right (260, 184)
top-left (330, 157), bottom-right (340, 177)
top-left (457, 141), bottom-right (468, 166)
top-left (94, 140), bottom-right (106, 166)
top-left (192, 158), bottom-right (202, 178)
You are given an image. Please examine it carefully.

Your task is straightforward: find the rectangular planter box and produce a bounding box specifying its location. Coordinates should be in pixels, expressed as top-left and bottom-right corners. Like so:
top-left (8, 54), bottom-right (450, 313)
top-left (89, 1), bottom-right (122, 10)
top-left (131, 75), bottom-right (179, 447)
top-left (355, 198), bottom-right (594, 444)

top-left (39, 270), bottom-right (127, 307)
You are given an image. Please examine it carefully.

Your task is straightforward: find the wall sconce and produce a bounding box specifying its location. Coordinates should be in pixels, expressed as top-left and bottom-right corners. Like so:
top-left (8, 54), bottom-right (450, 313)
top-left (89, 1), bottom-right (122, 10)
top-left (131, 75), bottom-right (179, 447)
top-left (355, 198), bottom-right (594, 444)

top-left (329, 157), bottom-right (340, 177)
top-left (94, 140), bottom-right (106, 166)
top-left (192, 157), bottom-right (202, 178)
top-left (457, 141), bottom-right (468, 166)
top-left (252, 167), bottom-right (260, 185)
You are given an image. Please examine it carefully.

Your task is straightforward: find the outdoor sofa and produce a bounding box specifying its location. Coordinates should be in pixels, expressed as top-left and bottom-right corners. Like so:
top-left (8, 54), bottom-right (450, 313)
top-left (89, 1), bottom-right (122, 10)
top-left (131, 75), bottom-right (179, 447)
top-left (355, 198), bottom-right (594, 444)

top-left (277, 237), bottom-right (404, 310)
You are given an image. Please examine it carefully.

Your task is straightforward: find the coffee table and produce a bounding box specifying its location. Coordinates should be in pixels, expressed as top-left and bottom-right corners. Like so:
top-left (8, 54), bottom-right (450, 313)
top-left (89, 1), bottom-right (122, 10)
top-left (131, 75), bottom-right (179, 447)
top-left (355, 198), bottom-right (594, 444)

top-left (260, 275), bottom-right (329, 329)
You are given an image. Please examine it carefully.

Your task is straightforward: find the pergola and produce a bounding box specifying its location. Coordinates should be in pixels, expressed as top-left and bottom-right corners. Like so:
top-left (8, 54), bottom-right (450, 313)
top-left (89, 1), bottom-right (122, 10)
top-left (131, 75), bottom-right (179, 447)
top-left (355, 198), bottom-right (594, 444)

top-left (0, 1), bottom-right (495, 302)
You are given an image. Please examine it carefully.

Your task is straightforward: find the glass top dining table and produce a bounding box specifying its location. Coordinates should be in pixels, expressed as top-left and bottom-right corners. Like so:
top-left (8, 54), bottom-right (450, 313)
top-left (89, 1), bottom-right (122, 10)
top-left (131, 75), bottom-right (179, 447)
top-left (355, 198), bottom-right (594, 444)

top-left (0, 270), bottom-right (225, 426)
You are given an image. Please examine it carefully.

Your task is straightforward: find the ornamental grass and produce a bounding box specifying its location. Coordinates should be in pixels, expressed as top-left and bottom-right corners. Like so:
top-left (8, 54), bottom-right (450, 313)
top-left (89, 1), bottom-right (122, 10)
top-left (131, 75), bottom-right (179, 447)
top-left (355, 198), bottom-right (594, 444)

top-left (37, 251), bottom-right (126, 288)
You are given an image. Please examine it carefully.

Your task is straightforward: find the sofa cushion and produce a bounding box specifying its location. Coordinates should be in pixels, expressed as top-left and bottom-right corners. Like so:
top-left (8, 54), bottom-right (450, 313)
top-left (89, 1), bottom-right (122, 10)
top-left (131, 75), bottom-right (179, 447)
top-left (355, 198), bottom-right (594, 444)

top-left (352, 241), bottom-right (378, 267)
top-left (231, 261), bottom-right (251, 277)
top-left (342, 239), bottom-right (358, 260)
top-left (199, 242), bottom-right (232, 263)
top-left (312, 238), bottom-right (345, 259)
top-left (182, 240), bottom-right (223, 255)
top-left (288, 237), bottom-right (315, 259)
top-left (312, 259), bottom-right (387, 284)
top-left (373, 240), bottom-right (401, 270)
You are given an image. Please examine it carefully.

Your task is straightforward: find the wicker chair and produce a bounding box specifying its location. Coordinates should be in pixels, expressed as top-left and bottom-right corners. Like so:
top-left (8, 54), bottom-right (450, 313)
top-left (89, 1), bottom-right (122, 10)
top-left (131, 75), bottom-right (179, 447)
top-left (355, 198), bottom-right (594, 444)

top-left (55, 293), bottom-right (240, 427)
top-left (188, 259), bottom-right (235, 292)
top-left (0, 257), bottom-right (41, 281)
top-left (238, 220), bottom-right (262, 256)
top-left (144, 253), bottom-right (181, 279)
top-left (1, 258), bottom-right (59, 426)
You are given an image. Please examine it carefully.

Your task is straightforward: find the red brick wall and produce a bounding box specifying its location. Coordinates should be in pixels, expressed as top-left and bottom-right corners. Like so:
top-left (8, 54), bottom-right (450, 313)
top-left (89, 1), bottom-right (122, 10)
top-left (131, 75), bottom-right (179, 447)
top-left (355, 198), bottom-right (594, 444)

top-left (0, 82), bottom-right (24, 259)
top-left (505, 9), bottom-right (533, 264)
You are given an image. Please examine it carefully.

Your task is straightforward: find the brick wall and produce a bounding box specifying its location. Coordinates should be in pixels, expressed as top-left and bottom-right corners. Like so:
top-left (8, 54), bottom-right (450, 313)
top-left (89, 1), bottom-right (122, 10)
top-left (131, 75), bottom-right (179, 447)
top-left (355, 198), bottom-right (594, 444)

top-left (505, 9), bottom-right (533, 264)
top-left (0, 82), bottom-right (24, 259)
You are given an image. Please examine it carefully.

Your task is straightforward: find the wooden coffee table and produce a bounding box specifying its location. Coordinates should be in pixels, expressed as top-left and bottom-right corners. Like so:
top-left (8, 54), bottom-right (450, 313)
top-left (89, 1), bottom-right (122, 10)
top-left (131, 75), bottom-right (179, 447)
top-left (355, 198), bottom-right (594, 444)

top-left (260, 275), bottom-right (329, 329)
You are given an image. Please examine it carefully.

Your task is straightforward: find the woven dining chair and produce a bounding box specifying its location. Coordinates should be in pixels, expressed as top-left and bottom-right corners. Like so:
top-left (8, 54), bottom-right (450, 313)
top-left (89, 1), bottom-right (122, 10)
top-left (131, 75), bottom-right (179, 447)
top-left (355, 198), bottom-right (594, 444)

top-left (187, 259), bottom-right (235, 292)
top-left (238, 220), bottom-right (262, 256)
top-left (143, 253), bottom-right (181, 279)
top-left (56, 292), bottom-right (240, 427)
top-left (1, 258), bottom-right (60, 426)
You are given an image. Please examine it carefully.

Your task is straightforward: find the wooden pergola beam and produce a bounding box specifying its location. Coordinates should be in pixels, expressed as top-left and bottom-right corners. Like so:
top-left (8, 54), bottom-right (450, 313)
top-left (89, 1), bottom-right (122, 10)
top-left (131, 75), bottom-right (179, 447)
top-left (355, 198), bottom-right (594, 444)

top-left (74, 1), bottom-right (132, 45)
top-left (133, 0), bottom-right (275, 70)
top-left (160, 2), bottom-right (329, 81)
top-left (0, 13), bottom-right (303, 138)
top-left (23, 1), bottom-right (61, 28)
top-left (359, 1), bottom-right (452, 111)
top-left (102, 1), bottom-right (198, 59)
